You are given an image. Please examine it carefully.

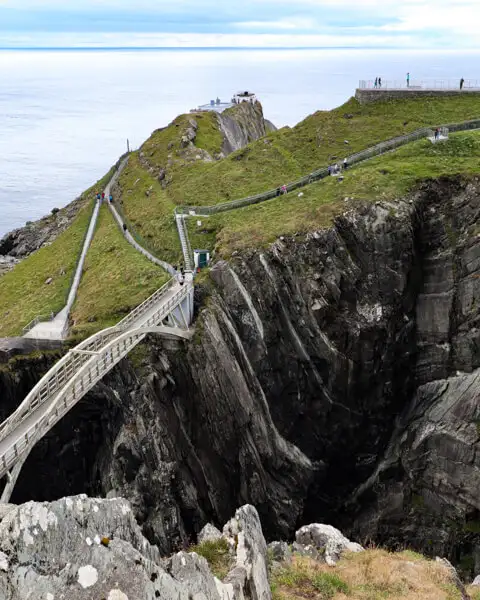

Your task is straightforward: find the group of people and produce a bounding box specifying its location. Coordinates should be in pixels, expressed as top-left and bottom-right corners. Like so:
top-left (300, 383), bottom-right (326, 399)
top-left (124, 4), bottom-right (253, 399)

top-left (96, 191), bottom-right (113, 203)
top-left (373, 77), bottom-right (383, 88)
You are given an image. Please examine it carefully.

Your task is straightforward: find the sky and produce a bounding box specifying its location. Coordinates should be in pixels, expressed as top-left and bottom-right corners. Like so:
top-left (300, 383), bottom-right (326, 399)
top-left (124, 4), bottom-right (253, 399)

top-left (0, 0), bottom-right (479, 49)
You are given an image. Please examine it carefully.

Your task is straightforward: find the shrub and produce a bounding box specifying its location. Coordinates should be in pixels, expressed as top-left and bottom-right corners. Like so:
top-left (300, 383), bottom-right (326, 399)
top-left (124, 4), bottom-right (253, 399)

top-left (190, 538), bottom-right (232, 580)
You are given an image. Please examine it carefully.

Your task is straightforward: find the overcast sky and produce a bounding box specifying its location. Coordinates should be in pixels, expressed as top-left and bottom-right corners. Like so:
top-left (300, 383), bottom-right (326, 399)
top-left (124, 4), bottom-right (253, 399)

top-left (0, 0), bottom-right (479, 48)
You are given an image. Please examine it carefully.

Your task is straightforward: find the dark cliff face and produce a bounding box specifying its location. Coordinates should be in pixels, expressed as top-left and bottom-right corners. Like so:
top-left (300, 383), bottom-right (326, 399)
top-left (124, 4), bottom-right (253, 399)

top-left (2, 176), bottom-right (479, 568)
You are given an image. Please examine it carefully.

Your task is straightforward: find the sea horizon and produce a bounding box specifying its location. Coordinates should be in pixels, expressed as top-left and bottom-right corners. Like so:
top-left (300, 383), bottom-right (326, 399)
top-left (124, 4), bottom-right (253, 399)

top-left (1, 47), bottom-right (479, 236)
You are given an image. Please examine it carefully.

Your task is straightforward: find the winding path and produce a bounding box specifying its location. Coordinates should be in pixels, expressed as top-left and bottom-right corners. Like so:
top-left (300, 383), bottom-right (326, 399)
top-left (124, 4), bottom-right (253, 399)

top-left (4, 112), bottom-right (480, 501)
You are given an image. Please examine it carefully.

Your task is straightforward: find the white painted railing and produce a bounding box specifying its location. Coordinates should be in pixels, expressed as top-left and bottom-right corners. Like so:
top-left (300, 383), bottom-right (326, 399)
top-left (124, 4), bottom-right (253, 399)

top-left (0, 278), bottom-right (190, 454)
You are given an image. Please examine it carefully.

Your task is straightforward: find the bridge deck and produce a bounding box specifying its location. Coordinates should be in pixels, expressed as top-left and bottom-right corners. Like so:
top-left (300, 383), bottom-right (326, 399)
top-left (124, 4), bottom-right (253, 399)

top-left (0, 281), bottom-right (189, 479)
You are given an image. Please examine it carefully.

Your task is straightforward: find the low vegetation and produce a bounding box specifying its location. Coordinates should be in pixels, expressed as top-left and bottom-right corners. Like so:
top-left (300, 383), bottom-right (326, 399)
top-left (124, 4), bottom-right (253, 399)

top-left (4, 94), bottom-right (480, 338)
top-left (190, 538), bottom-right (233, 580)
top-left (70, 205), bottom-right (168, 339)
top-left (188, 130), bottom-right (480, 257)
top-left (0, 199), bottom-right (95, 337)
top-left (271, 551), bottom-right (467, 600)
top-left (117, 94), bottom-right (480, 263)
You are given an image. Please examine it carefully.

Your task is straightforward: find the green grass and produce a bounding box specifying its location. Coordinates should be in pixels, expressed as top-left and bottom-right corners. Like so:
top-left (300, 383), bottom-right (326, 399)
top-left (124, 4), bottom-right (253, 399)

top-left (115, 153), bottom-right (183, 265)
top-left (0, 199), bottom-right (95, 337)
top-left (190, 538), bottom-right (233, 580)
top-left (186, 130), bottom-right (480, 257)
top-left (167, 95), bottom-right (480, 207)
top-left (70, 205), bottom-right (169, 339)
top-left (114, 94), bottom-right (480, 267)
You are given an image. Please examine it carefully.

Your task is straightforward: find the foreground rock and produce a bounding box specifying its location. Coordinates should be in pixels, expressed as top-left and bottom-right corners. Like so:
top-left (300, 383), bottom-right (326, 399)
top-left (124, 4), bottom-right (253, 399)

top-left (0, 498), bottom-right (270, 600)
top-left (295, 523), bottom-right (363, 565)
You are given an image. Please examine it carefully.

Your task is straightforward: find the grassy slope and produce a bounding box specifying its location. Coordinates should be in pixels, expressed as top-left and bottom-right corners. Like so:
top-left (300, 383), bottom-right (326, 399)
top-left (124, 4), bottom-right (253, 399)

top-left (188, 130), bottom-right (480, 257)
top-left (0, 199), bottom-right (95, 337)
top-left (115, 94), bottom-right (480, 264)
top-left (70, 205), bottom-right (169, 339)
top-left (271, 551), bottom-right (465, 600)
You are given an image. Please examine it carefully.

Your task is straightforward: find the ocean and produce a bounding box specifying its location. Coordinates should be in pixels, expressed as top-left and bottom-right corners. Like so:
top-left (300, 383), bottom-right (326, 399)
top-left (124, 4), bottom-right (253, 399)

top-left (1, 47), bottom-right (479, 237)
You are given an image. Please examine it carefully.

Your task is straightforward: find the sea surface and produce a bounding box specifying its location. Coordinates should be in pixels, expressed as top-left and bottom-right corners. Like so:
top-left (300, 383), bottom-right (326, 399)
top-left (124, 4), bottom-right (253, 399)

top-left (1, 48), bottom-right (479, 236)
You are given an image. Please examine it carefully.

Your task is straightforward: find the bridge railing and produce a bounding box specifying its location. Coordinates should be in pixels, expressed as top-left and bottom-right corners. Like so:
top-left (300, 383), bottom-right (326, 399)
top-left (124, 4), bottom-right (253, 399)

top-left (0, 281), bottom-right (194, 478)
top-left (0, 277), bottom-right (180, 442)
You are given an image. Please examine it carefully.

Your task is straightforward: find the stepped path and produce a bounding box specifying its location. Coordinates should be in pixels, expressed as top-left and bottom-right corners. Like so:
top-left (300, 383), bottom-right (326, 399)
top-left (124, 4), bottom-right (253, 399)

top-left (0, 276), bottom-right (194, 501)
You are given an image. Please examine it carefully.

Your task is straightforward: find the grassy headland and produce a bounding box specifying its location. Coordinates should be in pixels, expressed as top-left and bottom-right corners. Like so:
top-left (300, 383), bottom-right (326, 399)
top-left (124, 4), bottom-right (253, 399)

top-left (3, 94), bottom-right (480, 338)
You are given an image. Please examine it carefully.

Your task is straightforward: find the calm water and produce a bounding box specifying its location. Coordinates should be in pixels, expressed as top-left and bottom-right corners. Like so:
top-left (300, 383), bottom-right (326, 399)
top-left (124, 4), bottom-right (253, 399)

top-left (1, 48), bottom-right (479, 236)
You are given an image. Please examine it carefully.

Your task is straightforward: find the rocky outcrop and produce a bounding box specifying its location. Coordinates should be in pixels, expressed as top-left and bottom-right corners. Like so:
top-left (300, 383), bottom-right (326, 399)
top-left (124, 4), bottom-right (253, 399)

top-left (0, 195), bottom-right (88, 259)
top-left (295, 524), bottom-right (363, 565)
top-left (219, 102), bottom-right (276, 155)
top-left (1, 176), bottom-right (479, 573)
top-left (0, 498), bottom-right (270, 600)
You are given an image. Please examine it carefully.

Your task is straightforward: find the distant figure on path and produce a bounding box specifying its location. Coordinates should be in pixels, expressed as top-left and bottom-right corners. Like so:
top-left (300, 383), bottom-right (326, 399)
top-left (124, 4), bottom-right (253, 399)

top-left (109, 194), bottom-right (113, 203)
top-left (406, 72), bottom-right (410, 87)
top-left (328, 165), bottom-right (332, 175)
top-left (434, 128), bottom-right (440, 140)
top-left (281, 184), bottom-right (287, 194)
top-left (378, 77), bottom-right (382, 88)
top-left (177, 269), bottom-right (185, 286)
top-left (343, 158), bottom-right (348, 170)
top-left (460, 77), bottom-right (465, 90)
top-left (96, 192), bottom-right (101, 201)
top-left (122, 223), bottom-right (127, 232)
top-left (276, 187), bottom-right (281, 197)
top-left (101, 192), bottom-right (105, 201)
top-left (374, 77), bottom-right (378, 88)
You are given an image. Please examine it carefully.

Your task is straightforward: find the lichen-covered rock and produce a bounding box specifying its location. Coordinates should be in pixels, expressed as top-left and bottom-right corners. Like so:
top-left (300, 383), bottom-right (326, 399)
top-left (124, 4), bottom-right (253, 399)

top-left (295, 523), bottom-right (363, 565)
top-left (268, 541), bottom-right (292, 563)
top-left (198, 523), bottom-right (223, 544)
top-left (223, 505), bottom-right (271, 600)
top-left (0, 498), bottom-right (270, 600)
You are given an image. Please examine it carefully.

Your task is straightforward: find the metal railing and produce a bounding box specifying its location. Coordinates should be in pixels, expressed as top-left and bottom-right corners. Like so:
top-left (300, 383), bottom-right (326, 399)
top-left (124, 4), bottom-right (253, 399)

top-left (0, 278), bottom-right (189, 450)
top-left (175, 117), bottom-right (480, 219)
top-left (359, 79), bottom-right (480, 91)
top-left (173, 117), bottom-right (480, 270)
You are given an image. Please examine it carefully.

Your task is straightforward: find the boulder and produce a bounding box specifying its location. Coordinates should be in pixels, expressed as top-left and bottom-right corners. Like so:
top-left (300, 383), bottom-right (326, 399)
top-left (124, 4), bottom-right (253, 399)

top-left (472, 575), bottom-right (480, 585)
top-left (295, 524), bottom-right (363, 566)
top-left (0, 497), bottom-right (271, 600)
top-left (198, 523), bottom-right (223, 544)
top-left (268, 541), bottom-right (292, 563)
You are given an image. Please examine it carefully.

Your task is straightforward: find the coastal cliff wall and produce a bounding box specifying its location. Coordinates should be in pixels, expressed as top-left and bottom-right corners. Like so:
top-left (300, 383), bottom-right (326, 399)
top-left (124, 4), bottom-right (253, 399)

top-left (1, 176), bottom-right (479, 571)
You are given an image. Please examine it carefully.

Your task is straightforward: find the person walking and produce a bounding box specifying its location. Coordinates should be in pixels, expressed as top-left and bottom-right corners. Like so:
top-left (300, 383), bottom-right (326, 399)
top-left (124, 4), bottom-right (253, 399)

top-left (96, 192), bottom-right (101, 201)
top-left (406, 72), bottom-right (410, 88)
top-left (281, 184), bottom-right (287, 194)
top-left (177, 269), bottom-right (185, 286)
top-left (122, 223), bottom-right (127, 233)
top-left (374, 77), bottom-right (378, 88)
top-left (460, 77), bottom-right (465, 90)
top-left (343, 158), bottom-right (348, 170)
top-left (101, 192), bottom-right (105, 201)
top-left (378, 77), bottom-right (382, 88)
top-left (109, 194), bottom-right (113, 203)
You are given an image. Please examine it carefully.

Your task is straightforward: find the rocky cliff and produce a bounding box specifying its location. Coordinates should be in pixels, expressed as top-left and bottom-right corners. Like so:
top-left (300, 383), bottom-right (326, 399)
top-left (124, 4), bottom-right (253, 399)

top-left (1, 176), bottom-right (479, 573)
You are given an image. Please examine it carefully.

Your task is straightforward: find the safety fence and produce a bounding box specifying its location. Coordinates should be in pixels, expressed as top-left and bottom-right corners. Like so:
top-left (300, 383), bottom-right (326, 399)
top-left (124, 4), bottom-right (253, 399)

top-left (176, 117), bottom-right (480, 218)
top-left (173, 117), bottom-right (480, 269)
top-left (359, 79), bottom-right (480, 90)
